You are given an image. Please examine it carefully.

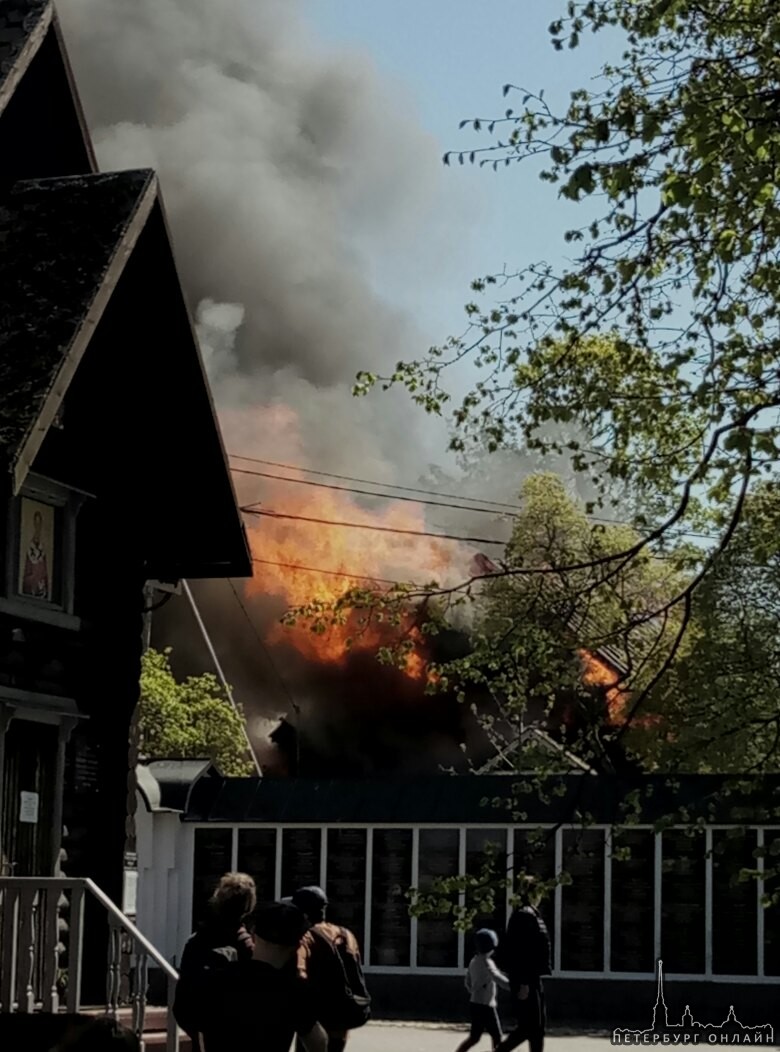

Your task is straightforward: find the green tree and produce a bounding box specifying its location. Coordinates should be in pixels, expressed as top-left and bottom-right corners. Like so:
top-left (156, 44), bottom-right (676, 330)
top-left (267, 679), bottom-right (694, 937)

top-left (138, 648), bottom-right (253, 776)
top-left (354, 0), bottom-right (780, 728)
top-left (645, 484), bottom-right (780, 774)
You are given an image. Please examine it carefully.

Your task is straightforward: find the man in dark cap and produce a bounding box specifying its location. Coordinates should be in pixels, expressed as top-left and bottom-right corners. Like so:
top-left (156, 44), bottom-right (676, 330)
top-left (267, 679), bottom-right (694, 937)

top-left (291, 886), bottom-right (370, 1052)
top-left (193, 901), bottom-right (327, 1052)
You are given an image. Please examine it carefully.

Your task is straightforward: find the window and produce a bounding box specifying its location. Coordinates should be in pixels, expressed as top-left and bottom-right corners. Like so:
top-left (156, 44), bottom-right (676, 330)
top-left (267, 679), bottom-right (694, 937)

top-left (465, 829), bottom-right (507, 959)
top-left (371, 829), bottom-right (412, 966)
top-left (561, 828), bottom-right (605, 971)
top-left (610, 829), bottom-right (655, 973)
top-left (281, 828), bottom-right (321, 897)
top-left (237, 828), bottom-right (277, 903)
top-left (192, 828), bottom-right (233, 927)
top-left (712, 830), bottom-right (757, 976)
top-left (326, 828), bottom-right (367, 950)
top-left (417, 829), bottom-right (459, 967)
top-left (661, 829), bottom-right (705, 974)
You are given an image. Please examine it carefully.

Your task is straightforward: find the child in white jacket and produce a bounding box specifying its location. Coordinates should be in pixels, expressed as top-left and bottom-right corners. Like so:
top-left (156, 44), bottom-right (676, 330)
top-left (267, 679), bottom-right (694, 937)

top-left (455, 929), bottom-right (510, 1052)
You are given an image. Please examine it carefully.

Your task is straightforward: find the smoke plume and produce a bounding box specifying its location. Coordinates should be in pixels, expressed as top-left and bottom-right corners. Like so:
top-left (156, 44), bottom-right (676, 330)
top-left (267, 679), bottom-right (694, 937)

top-left (55, 0), bottom-right (583, 772)
top-left (57, 0), bottom-right (471, 480)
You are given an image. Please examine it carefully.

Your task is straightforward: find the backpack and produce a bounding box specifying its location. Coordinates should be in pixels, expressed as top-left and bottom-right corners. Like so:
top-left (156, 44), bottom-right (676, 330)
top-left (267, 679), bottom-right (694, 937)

top-left (173, 926), bottom-right (248, 1036)
top-left (306, 924), bottom-right (371, 1030)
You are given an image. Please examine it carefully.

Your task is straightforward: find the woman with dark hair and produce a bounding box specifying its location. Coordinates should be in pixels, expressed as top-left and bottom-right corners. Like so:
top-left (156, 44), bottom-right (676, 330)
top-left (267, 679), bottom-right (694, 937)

top-left (174, 872), bottom-right (257, 1049)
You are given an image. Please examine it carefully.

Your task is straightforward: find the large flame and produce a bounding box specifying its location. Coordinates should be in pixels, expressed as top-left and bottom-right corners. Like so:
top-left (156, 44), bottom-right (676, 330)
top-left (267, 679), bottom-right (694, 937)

top-left (579, 648), bottom-right (630, 725)
top-left (229, 406), bottom-right (463, 677)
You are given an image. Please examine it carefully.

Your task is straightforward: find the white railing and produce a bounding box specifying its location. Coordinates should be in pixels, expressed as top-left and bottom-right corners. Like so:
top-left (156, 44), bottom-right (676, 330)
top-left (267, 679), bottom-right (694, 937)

top-left (0, 877), bottom-right (179, 1051)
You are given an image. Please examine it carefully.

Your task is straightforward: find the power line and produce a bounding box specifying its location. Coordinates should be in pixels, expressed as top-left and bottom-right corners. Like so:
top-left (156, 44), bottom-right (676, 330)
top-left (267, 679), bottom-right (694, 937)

top-left (231, 465), bottom-right (520, 519)
top-left (251, 556), bottom-right (420, 588)
top-left (241, 506), bottom-right (508, 546)
top-left (229, 452), bottom-right (718, 542)
top-left (229, 453), bottom-right (524, 512)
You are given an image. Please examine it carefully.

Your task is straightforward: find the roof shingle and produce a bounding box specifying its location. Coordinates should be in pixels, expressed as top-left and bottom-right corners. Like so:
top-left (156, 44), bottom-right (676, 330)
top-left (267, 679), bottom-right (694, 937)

top-left (0, 0), bottom-right (49, 99)
top-left (0, 169), bottom-right (155, 467)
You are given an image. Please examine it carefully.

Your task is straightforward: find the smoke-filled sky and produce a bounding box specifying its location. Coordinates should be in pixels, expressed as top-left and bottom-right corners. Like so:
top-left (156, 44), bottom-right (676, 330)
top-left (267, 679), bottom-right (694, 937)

top-left (57, 0), bottom-right (617, 486)
top-left (57, 0), bottom-right (478, 483)
top-left (55, 0), bottom-right (622, 765)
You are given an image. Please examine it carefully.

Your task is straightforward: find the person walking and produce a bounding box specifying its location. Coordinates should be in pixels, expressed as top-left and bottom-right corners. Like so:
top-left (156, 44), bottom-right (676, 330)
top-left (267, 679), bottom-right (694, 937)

top-left (494, 880), bottom-right (552, 1052)
top-left (192, 900), bottom-right (328, 1052)
top-left (174, 872), bottom-right (256, 1050)
top-left (290, 886), bottom-right (371, 1052)
top-left (455, 929), bottom-right (509, 1052)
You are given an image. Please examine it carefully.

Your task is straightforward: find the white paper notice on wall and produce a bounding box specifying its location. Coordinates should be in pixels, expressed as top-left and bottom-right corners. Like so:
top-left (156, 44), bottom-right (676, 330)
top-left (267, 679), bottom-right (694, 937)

top-left (123, 869), bottom-right (138, 917)
top-left (19, 791), bottom-right (39, 824)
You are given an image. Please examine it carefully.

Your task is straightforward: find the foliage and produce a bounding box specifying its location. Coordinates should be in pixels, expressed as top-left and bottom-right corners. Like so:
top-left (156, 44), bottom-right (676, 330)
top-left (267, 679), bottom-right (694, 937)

top-left (644, 484), bottom-right (780, 773)
top-left (138, 647), bottom-right (253, 776)
top-left (293, 0), bottom-right (780, 920)
top-left (352, 0), bottom-right (780, 727)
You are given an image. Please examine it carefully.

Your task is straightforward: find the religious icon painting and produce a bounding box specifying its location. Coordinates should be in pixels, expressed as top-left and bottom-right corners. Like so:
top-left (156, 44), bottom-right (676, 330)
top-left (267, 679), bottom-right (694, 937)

top-left (17, 497), bottom-right (55, 602)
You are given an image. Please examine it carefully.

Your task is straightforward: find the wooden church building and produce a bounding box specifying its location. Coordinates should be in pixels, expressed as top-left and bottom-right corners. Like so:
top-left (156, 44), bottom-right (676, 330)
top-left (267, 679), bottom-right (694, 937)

top-left (0, 0), bottom-right (251, 932)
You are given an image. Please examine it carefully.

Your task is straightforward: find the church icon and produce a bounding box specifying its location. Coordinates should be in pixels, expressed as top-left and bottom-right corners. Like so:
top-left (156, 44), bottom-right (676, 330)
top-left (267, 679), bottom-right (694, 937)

top-left (612, 960), bottom-right (774, 1044)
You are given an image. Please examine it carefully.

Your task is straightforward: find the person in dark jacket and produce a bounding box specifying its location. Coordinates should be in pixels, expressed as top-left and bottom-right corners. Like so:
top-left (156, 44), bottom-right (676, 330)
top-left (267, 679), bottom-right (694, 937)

top-left (494, 878), bottom-right (551, 1052)
top-left (192, 901), bottom-right (327, 1052)
top-left (173, 872), bottom-right (256, 1050)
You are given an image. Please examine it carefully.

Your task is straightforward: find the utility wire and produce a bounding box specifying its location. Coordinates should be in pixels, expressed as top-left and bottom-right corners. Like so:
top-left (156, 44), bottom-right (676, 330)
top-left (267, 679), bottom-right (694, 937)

top-left (241, 506), bottom-right (508, 546)
top-left (231, 465), bottom-right (519, 518)
top-left (183, 580), bottom-right (262, 777)
top-left (229, 453), bottom-right (719, 542)
top-left (227, 578), bottom-right (302, 720)
top-left (251, 556), bottom-right (420, 588)
top-left (229, 454), bottom-right (524, 512)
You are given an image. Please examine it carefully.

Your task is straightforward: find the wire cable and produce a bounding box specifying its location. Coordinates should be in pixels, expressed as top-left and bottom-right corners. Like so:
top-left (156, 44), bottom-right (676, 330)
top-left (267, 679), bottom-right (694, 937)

top-left (251, 556), bottom-right (421, 588)
top-left (231, 465), bottom-right (520, 518)
top-left (229, 453), bottom-right (524, 512)
top-left (241, 506), bottom-right (508, 546)
top-left (227, 578), bottom-right (302, 720)
top-left (229, 453), bottom-right (718, 541)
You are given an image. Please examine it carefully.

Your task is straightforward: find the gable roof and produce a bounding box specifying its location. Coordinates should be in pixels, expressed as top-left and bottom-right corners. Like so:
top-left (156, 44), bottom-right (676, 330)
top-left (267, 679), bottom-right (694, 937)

top-left (0, 1), bottom-right (96, 176)
top-left (0, 169), bottom-right (157, 486)
top-left (0, 0), bottom-right (50, 111)
top-left (0, 169), bottom-right (252, 577)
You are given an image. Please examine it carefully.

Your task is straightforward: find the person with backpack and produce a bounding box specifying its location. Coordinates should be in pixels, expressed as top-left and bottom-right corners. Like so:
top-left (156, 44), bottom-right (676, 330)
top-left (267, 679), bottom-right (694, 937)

top-left (290, 886), bottom-right (371, 1052)
top-left (494, 878), bottom-right (552, 1052)
top-left (192, 900), bottom-right (328, 1052)
top-left (455, 928), bottom-right (510, 1052)
top-left (173, 872), bottom-right (257, 1050)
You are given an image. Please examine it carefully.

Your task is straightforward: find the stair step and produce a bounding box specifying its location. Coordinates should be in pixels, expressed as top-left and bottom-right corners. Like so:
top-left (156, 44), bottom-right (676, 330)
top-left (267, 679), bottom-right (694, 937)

top-left (144, 1032), bottom-right (192, 1051)
top-left (80, 1006), bottom-right (168, 1030)
top-left (79, 1006), bottom-right (186, 1042)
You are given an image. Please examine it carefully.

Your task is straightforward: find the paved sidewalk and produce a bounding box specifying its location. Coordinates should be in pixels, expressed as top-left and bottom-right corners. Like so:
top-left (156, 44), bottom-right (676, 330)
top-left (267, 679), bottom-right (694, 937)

top-left (351, 1022), bottom-right (612, 1052)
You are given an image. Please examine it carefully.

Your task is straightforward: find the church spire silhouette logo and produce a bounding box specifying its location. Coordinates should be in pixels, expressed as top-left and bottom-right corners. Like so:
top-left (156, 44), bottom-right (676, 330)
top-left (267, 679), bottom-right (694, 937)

top-left (612, 960), bottom-right (774, 1044)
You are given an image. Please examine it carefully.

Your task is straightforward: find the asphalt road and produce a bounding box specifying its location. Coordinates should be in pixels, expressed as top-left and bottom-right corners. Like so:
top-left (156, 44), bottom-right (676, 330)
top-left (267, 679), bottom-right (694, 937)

top-left (349, 1022), bottom-right (612, 1052)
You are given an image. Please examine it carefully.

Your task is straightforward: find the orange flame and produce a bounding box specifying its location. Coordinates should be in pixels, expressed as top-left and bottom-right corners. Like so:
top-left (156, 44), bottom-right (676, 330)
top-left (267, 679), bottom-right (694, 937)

top-left (579, 649), bottom-right (662, 731)
top-left (579, 649), bottom-right (630, 725)
top-left (227, 406), bottom-right (463, 676)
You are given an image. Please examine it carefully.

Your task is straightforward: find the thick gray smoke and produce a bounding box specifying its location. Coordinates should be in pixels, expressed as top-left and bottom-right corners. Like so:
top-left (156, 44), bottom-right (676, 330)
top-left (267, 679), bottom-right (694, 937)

top-left (57, 0), bottom-right (468, 480)
top-left (56, 0), bottom-right (594, 773)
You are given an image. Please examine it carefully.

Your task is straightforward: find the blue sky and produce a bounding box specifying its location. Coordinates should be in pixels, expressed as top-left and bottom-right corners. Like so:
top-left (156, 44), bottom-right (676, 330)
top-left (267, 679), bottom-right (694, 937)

top-left (302, 0), bottom-right (619, 346)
